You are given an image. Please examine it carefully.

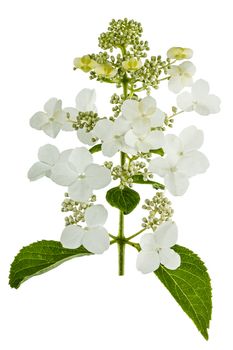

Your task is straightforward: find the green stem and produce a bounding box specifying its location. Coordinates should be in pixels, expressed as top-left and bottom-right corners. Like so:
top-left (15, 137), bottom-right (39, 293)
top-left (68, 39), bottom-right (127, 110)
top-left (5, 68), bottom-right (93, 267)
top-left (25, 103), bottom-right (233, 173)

top-left (127, 228), bottom-right (147, 241)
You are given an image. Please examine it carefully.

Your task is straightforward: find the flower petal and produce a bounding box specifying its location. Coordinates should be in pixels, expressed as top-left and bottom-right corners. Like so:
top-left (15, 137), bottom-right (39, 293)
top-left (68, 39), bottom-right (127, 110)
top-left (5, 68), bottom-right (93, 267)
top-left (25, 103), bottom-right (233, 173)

top-left (145, 130), bottom-right (165, 150)
top-left (121, 99), bottom-right (140, 121)
top-left (164, 134), bottom-right (183, 164)
top-left (153, 221), bottom-right (178, 248)
top-left (44, 98), bottom-right (61, 115)
top-left (30, 112), bottom-right (48, 130)
top-left (139, 96), bottom-right (157, 116)
top-left (42, 122), bottom-right (61, 138)
top-left (176, 91), bottom-right (193, 111)
top-left (85, 204), bottom-right (108, 227)
top-left (180, 61), bottom-right (196, 75)
top-left (102, 140), bottom-right (119, 157)
top-left (82, 226), bottom-right (110, 254)
top-left (50, 162), bottom-right (77, 186)
top-left (60, 225), bottom-right (84, 249)
top-left (159, 248), bottom-right (181, 270)
top-left (85, 164), bottom-right (111, 189)
top-left (168, 76), bottom-right (184, 94)
top-left (148, 157), bottom-right (170, 177)
top-left (140, 233), bottom-right (156, 251)
top-left (27, 162), bottom-right (51, 181)
top-left (205, 94), bottom-right (221, 114)
top-left (38, 144), bottom-right (60, 165)
top-left (150, 108), bottom-right (165, 127)
top-left (164, 172), bottom-right (189, 196)
top-left (68, 179), bottom-right (93, 202)
top-left (124, 129), bottom-right (138, 148)
top-left (136, 251), bottom-right (160, 274)
top-left (77, 129), bottom-right (96, 146)
top-left (75, 89), bottom-right (96, 112)
top-left (177, 150), bottom-right (209, 177)
top-left (191, 79), bottom-right (209, 99)
top-left (93, 119), bottom-right (113, 140)
top-left (179, 126), bottom-right (204, 152)
top-left (68, 147), bottom-right (93, 173)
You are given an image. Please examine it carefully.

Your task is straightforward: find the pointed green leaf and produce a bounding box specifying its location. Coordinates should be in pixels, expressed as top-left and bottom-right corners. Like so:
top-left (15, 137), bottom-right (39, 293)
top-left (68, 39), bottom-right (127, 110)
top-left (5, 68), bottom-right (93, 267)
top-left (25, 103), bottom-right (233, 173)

top-left (9, 240), bottom-right (92, 289)
top-left (150, 148), bottom-right (164, 156)
top-left (155, 245), bottom-right (212, 340)
top-left (132, 175), bottom-right (165, 190)
top-left (89, 143), bottom-right (102, 154)
top-left (106, 186), bottom-right (140, 215)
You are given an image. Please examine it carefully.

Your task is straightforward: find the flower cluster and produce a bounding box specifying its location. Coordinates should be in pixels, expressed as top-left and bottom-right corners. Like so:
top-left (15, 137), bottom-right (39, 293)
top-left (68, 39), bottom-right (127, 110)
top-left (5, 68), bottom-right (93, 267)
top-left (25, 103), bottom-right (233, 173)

top-left (27, 18), bottom-right (221, 278)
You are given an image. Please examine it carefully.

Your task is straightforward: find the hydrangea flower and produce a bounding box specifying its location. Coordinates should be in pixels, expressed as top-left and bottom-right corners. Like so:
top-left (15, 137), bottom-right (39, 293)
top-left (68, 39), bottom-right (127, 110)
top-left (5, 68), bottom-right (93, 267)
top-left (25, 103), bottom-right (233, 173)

top-left (177, 79), bottom-right (221, 115)
top-left (122, 57), bottom-right (142, 71)
top-left (61, 205), bottom-right (110, 254)
top-left (136, 221), bottom-right (181, 274)
top-left (149, 126), bottom-right (209, 195)
top-left (30, 98), bottom-right (66, 138)
top-left (73, 55), bottom-right (97, 72)
top-left (167, 47), bottom-right (193, 60)
top-left (121, 96), bottom-right (165, 135)
top-left (51, 147), bottom-right (111, 202)
top-left (94, 63), bottom-right (117, 78)
top-left (124, 129), bottom-right (164, 153)
top-left (168, 61), bottom-right (196, 93)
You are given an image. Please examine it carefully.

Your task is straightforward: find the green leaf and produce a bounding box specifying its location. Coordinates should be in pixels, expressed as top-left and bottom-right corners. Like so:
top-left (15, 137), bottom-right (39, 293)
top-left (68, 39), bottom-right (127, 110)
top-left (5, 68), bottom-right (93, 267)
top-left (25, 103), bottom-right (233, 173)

top-left (150, 148), bottom-right (164, 156)
top-left (89, 143), bottom-right (102, 154)
top-left (106, 186), bottom-right (140, 215)
top-left (155, 245), bottom-right (212, 340)
top-left (132, 175), bottom-right (165, 190)
top-left (9, 240), bottom-right (92, 289)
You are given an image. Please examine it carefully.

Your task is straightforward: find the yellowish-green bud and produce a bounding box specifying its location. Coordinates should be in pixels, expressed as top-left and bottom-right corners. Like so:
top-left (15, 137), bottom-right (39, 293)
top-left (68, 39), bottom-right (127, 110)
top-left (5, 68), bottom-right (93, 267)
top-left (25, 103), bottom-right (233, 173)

top-left (167, 47), bottom-right (193, 60)
top-left (94, 63), bottom-right (117, 78)
top-left (122, 57), bottom-right (142, 71)
top-left (73, 55), bottom-right (97, 72)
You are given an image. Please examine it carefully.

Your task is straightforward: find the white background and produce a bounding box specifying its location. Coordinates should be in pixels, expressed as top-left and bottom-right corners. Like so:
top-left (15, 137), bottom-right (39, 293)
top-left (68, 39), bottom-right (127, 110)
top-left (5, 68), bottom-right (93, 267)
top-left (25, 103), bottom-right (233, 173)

top-left (0, 0), bottom-right (232, 349)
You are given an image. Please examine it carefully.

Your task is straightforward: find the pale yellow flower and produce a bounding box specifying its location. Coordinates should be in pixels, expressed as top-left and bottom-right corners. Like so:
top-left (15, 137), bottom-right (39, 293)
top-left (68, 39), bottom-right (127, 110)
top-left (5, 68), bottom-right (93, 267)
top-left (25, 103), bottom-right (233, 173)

top-left (73, 55), bottom-right (97, 72)
top-left (167, 47), bottom-right (193, 60)
top-left (94, 63), bottom-right (117, 78)
top-left (122, 57), bottom-right (142, 71)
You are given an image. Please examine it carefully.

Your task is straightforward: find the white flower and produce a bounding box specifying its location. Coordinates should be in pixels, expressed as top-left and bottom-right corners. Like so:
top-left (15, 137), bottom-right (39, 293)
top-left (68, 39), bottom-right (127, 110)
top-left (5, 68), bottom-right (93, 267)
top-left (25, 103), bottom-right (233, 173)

top-left (64, 88), bottom-right (97, 145)
top-left (121, 96), bottom-right (165, 135)
top-left (93, 117), bottom-right (134, 157)
top-left (30, 98), bottom-right (66, 138)
top-left (149, 126), bottom-right (209, 196)
top-left (136, 221), bottom-right (181, 274)
top-left (28, 144), bottom-right (66, 181)
top-left (177, 79), bottom-right (221, 115)
top-left (50, 147), bottom-right (111, 202)
top-left (124, 129), bottom-right (164, 153)
top-left (168, 61), bottom-right (196, 93)
top-left (61, 205), bottom-right (110, 254)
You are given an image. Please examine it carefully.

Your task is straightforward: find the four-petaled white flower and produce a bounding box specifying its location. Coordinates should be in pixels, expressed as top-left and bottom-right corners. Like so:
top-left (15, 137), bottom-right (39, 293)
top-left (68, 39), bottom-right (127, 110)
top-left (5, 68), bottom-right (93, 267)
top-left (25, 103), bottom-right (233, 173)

top-left (93, 117), bottom-right (134, 157)
top-left (122, 96), bottom-right (165, 135)
top-left (30, 98), bottom-right (67, 138)
top-left (136, 221), bottom-right (181, 274)
top-left (124, 129), bottom-right (164, 154)
top-left (51, 147), bottom-right (111, 202)
top-left (64, 88), bottom-right (97, 145)
top-left (28, 144), bottom-right (71, 181)
top-left (149, 126), bottom-right (209, 196)
top-left (168, 61), bottom-right (196, 94)
top-left (61, 204), bottom-right (110, 254)
top-left (177, 79), bottom-right (221, 115)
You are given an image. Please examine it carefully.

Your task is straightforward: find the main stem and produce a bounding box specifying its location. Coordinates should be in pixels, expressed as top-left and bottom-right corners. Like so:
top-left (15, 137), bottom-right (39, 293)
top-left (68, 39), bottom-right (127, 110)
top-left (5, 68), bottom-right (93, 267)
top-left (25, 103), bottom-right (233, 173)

top-left (117, 72), bottom-right (128, 276)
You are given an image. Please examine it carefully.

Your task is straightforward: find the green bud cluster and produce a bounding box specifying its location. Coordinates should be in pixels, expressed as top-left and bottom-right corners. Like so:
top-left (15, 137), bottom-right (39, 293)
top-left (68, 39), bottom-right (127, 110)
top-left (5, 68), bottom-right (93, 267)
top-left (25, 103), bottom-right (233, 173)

top-left (70, 111), bottom-right (100, 133)
top-left (142, 192), bottom-right (174, 230)
top-left (61, 193), bottom-right (96, 226)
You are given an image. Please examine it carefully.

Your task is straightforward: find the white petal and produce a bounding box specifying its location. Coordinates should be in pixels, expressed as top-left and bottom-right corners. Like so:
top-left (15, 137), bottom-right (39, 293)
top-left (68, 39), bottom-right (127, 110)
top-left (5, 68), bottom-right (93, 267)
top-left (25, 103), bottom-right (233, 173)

top-left (180, 61), bottom-right (196, 75)
top-left (85, 164), bottom-right (111, 189)
top-left (59, 149), bottom-right (73, 162)
top-left (205, 94), bottom-right (221, 114)
top-left (68, 147), bottom-right (93, 173)
top-left (77, 129), bottom-right (96, 146)
top-left (139, 96), bottom-right (157, 116)
top-left (164, 134), bottom-right (183, 164)
top-left (177, 150), bottom-right (209, 177)
top-left (124, 130), bottom-right (138, 148)
top-left (192, 79), bottom-right (209, 100)
top-left (62, 107), bottom-right (77, 131)
top-left (121, 99), bottom-right (140, 121)
top-left (176, 91), bottom-right (193, 111)
top-left (42, 121), bottom-right (61, 138)
top-left (168, 76), bottom-right (184, 94)
top-left (50, 162), bottom-right (77, 186)
top-left (179, 126), bottom-right (204, 152)
top-left (164, 172), bottom-right (189, 196)
top-left (148, 157), bottom-right (170, 177)
top-left (75, 89), bottom-right (96, 112)
top-left (38, 144), bottom-right (60, 165)
top-left (44, 98), bottom-right (61, 115)
top-left (93, 119), bottom-right (113, 140)
top-left (102, 140), bottom-right (119, 157)
top-left (27, 162), bottom-right (51, 181)
top-left (82, 227), bottom-right (110, 254)
top-left (159, 248), bottom-right (181, 270)
top-left (112, 117), bottom-right (131, 135)
top-left (144, 130), bottom-right (164, 150)
top-left (132, 118), bottom-right (151, 135)
top-left (150, 108), bottom-right (165, 127)
top-left (30, 112), bottom-right (48, 130)
top-left (136, 251), bottom-right (160, 274)
top-left (68, 179), bottom-right (92, 202)
top-left (140, 233), bottom-right (156, 251)
top-left (85, 204), bottom-right (108, 227)
top-left (60, 225), bottom-right (84, 249)
top-left (153, 221), bottom-right (178, 248)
